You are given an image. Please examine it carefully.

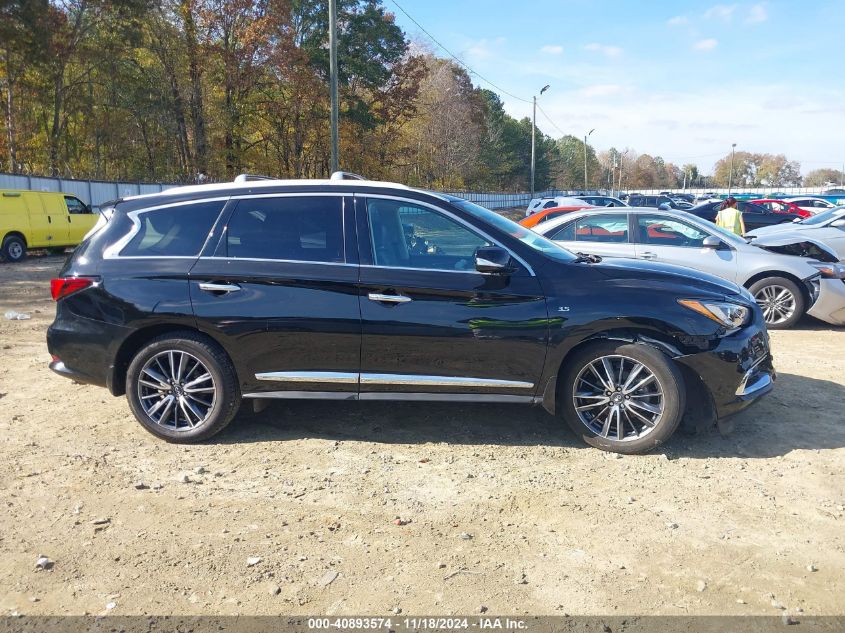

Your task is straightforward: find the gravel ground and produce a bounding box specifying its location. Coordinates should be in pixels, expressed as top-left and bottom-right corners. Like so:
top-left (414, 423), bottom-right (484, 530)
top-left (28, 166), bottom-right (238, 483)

top-left (0, 255), bottom-right (843, 617)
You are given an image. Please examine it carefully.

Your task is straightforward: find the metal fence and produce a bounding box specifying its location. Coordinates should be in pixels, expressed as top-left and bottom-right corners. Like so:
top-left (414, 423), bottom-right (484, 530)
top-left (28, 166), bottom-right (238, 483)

top-left (2, 171), bottom-right (840, 209)
top-left (0, 172), bottom-right (174, 206)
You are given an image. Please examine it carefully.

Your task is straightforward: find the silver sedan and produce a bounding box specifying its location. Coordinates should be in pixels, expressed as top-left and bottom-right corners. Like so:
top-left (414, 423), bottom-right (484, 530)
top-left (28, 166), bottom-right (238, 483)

top-left (533, 207), bottom-right (845, 329)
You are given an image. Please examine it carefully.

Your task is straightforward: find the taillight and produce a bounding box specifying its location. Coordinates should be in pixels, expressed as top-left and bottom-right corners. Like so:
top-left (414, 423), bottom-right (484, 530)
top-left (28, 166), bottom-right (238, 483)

top-left (50, 277), bottom-right (95, 301)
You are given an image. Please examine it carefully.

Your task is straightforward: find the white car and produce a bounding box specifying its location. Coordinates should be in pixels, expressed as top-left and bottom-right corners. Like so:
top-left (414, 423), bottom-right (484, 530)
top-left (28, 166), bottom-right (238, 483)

top-left (783, 197), bottom-right (837, 215)
top-left (747, 206), bottom-right (845, 260)
top-left (533, 207), bottom-right (845, 328)
top-left (525, 196), bottom-right (590, 217)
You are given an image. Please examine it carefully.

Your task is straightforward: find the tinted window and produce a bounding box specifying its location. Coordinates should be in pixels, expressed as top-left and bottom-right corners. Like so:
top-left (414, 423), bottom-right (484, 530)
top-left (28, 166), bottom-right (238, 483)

top-left (226, 196), bottom-right (344, 262)
top-left (542, 200), bottom-right (558, 209)
top-left (121, 200), bottom-right (224, 257)
top-left (549, 221), bottom-right (575, 241)
top-left (65, 196), bottom-right (90, 214)
top-left (636, 215), bottom-right (708, 247)
top-left (739, 201), bottom-right (764, 214)
top-left (367, 198), bottom-right (489, 271)
top-left (572, 214), bottom-right (629, 243)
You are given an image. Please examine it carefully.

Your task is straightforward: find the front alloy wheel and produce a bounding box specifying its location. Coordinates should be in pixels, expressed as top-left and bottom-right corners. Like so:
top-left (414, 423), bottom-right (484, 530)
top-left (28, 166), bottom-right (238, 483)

top-left (572, 355), bottom-right (665, 441)
top-left (561, 341), bottom-right (685, 454)
top-left (748, 276), bottom-right (804, 329)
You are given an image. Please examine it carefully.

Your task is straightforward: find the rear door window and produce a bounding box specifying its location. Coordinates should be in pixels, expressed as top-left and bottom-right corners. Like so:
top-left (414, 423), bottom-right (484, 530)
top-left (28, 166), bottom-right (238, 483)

top-left (120, 200), bottom-right (225, 257)
top-left (226, 196), bottom-right (344, 262)
top-left (636, 215), bottom-right (708, 247)
top-left (571, 214), bottom-right (629, 243)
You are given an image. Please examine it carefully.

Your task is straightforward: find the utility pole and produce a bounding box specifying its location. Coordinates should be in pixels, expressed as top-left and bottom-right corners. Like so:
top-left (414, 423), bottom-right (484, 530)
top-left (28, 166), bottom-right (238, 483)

top-left (328, 0), bottom-right (339, 173)
top-left (728, 142), bottom-right (737, 195)
top-left (583, 129), bottom-right (595, 191)
top-left (530, 85), bottom-right (550, 199)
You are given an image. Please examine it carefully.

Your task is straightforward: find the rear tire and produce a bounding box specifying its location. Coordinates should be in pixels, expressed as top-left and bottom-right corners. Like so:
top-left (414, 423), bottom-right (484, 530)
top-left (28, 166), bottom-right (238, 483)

top-left (1, 235), bottom-right (26, 262)
top-left (749, 276), bottom-right (804, 329)
top-left (560, 341), bottom-right (685, 454)
top-left (125, 332), bottom-right (241, 442)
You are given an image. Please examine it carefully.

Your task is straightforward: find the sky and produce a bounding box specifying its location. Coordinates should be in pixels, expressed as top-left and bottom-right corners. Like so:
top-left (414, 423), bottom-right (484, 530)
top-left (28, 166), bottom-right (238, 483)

top-left (388, 0), bottom-right (845, 176)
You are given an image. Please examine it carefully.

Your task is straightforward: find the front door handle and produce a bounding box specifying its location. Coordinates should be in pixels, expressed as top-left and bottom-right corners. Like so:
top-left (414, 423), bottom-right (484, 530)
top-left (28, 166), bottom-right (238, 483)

top-left (640, 251), bottom-right (657, 260)
top-left (199, 282), bottom-right (242, 294)
top-left (368, 292), bottom-right (411, 304)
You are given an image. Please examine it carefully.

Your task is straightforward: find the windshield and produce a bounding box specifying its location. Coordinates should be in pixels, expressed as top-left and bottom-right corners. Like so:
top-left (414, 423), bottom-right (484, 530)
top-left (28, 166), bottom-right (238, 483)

top-left (798, 206), bottom-right (845, 226)
top-left (446, 197), bottom-right (578, 263)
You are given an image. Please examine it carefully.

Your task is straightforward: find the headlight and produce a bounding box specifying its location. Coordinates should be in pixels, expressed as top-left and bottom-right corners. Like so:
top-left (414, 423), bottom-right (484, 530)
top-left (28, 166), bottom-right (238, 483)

top-left (678, 299), bottom-right (751, 331)
top-left (809, 262), bottom-right (845, 279)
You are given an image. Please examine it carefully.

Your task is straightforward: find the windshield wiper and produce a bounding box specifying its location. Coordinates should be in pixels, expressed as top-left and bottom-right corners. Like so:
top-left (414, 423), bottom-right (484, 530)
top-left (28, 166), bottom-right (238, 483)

top-left (573, 252), bottom-right (602, 264)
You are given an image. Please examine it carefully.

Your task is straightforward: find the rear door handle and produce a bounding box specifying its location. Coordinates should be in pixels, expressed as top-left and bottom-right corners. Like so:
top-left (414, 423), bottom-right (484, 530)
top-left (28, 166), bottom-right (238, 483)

top-left (368, 292), bottom-right (411, 304)
top-left (199, 282), bottom-right (242, 294)
top-left (640, 252), bottom-right (657, 260)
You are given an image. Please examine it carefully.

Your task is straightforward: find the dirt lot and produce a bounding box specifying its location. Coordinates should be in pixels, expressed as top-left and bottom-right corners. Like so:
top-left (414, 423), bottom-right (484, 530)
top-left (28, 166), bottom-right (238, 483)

top-left (0, 256), bottom-right (843, 617)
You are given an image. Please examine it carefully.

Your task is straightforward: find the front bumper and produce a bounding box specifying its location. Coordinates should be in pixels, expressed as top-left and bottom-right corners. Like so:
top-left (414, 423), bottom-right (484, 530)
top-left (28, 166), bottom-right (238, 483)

top-left (676, 315), bottom-right (775, 421)
top-left (806, 278), bottom-right (845, 325)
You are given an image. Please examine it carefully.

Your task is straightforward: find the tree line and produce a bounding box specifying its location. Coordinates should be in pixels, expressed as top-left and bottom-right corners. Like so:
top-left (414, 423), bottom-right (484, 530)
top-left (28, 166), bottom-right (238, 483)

top-left (0, 0), bottom-right (836, 191)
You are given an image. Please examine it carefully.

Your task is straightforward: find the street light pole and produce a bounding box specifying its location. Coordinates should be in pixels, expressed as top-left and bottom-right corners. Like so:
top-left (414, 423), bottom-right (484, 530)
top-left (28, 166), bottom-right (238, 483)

top-left (530, 85), bottom-right (550, 200)
top-left (583, 128), bottom-right (595, 191)
top-left (728, 142), bottom-right (737, 195)
top-left (328, 0), bottom-right (339, 173)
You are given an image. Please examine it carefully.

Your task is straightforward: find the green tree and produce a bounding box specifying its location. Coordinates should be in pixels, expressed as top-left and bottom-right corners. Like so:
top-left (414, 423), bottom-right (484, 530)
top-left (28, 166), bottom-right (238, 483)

top-left (804, 168), bottom-right (844, 187)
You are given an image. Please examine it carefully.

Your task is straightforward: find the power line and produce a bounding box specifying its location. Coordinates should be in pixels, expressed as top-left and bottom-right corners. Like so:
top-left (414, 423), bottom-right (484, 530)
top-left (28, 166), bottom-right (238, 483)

top-left (536, 102), bottom-right (567, 137)
top-left (389, 0), bottom-right (532, 104)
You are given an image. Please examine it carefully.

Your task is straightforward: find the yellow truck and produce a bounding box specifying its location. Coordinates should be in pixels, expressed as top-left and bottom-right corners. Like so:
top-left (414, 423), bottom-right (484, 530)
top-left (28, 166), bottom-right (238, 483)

top-left (1, 190), bottom-right (98, 262)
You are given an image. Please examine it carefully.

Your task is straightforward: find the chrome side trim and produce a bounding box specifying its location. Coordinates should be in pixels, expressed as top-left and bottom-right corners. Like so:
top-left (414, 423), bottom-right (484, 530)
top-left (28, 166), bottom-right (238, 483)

top-left (360, 373), bottom-right (533, 389)
top-left (255, 371), bottom-right (358, 384)
top-left (360, 193), bottom-right (536, 276)
top-left (243, 391), bottom-right (356, 400)
top-left (736, 372), bottom-right (773, 397)
top-left (242, 391), bottom-right (538, 404)
top-left (199, 256), bottom-right (356, 266)
top-left (359, 393), bottom-right (537, 404)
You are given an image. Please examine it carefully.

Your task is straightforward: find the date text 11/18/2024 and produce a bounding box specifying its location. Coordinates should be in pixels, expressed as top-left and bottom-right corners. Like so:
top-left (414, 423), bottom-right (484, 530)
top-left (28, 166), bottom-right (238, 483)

top-left (307, 617), bottom-right (528, 630)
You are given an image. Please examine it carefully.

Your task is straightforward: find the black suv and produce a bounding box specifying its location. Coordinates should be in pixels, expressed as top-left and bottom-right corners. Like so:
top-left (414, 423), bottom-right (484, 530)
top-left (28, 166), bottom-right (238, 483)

top-left (47, 176), bottom-right (774, 454)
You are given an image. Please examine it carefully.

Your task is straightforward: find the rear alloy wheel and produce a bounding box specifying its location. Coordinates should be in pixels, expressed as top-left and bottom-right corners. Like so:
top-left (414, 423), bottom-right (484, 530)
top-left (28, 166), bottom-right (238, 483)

top-left (560, 341), bottom-right (685, 454)
top-left (126, 332), bottom-right (240, 442)
top-left (749, 276), bottom-right (804, 329)
top-left (1, 235), bottom-right (26, 262)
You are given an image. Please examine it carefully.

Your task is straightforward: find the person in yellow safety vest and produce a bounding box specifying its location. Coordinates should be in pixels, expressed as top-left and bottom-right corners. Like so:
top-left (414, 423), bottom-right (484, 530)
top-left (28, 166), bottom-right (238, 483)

top-left (715, 196), bottom-right (745, 236)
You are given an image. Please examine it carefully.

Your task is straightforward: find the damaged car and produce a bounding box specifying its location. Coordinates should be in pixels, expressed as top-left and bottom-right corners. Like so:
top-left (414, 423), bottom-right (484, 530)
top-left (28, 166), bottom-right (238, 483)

top-left (534, 207), bottom-right (845, 329)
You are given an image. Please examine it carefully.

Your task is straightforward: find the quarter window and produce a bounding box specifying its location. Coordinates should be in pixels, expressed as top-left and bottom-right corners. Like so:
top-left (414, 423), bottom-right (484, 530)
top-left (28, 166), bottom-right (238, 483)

top-left (636, 215), bottom-right (709, 247)
top-left (367, 199), bottom-right (490, 271)
top-left (226, 197), bottom-right (344, 262)
top-left (120, 200), bottom-right (224, 257)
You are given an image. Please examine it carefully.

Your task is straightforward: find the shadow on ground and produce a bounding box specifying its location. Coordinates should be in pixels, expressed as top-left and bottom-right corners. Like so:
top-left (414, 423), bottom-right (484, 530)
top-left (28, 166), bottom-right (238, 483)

top-left (216, 372), bottom-right (845, 459)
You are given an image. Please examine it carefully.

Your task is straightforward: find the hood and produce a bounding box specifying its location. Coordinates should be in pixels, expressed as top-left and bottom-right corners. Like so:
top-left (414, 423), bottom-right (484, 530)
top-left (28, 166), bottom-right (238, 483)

top-left (589, 257), bottom-right (744, 299)
top-left (747, 221), bottom-right (805, 237)
top-left (749, 234), bottom-right (839, 263)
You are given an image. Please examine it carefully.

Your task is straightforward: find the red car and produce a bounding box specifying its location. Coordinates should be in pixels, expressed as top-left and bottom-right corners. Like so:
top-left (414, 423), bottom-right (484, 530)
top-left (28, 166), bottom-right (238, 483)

top-left (752, 199), bottom-right (811, 219)
top-left (518, 205), bottom-right (591, 228)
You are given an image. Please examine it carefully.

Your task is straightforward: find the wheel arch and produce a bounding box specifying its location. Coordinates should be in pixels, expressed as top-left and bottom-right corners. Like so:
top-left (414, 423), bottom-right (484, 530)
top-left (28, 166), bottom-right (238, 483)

top-left (109, 324), bottom-right (231, 396)
top-left (742, 270), bottom-right (811, 305)
top-left (542, 326), bottom-right (714, 433)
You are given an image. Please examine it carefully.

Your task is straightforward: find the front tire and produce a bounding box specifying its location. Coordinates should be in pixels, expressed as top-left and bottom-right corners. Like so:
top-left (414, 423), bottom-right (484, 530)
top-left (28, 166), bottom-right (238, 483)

top-left (749, 277), bottom-right (804, 329)
top-left (125, 332), bottom-right (241, 442)
top-left (1, 235), bottom-right (27, 262)
top-left (560, 341), bottom-right (685, 454)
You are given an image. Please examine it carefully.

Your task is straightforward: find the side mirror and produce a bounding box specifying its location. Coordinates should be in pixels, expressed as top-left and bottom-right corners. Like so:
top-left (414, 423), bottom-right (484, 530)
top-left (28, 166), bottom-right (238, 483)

top-left (702, 235), bottom-right (722, 249)
top-left (831, 218), bottom-right (845, 228)
top-left (475, 246), bottom-right (514, 274)
top-left (658, 202), bottom-right (671, 210)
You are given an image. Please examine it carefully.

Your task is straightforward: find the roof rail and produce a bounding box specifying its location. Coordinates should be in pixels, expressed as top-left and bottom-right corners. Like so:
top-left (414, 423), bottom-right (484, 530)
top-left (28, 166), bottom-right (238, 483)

top-left (330, 171), bottom-right (367, 181)
top-left (233, 173), bottom-right (275, 183)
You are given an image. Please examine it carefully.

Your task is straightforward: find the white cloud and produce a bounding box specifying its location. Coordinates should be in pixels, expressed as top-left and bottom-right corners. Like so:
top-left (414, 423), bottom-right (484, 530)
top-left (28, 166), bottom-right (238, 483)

top-left (580, 84), bottom-right (624, 98)
top-left (667, 15), bottom-right (689, 27)
top-left (694, 38), bottom-right (719, 51)
top-left (462, 37), bottom-right (506, 62)
top-left (746, 3), bottom-right (768, 23)
top-left (584, 43), bottom-right (623, 58)
top-left (704, 4), bottom-right (737, 20)
top-left (540, 45), bottom-right (563, 55)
